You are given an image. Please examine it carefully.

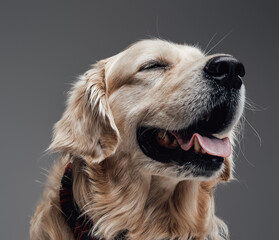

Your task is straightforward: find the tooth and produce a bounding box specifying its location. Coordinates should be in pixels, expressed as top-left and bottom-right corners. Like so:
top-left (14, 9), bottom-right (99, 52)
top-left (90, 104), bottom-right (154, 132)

top-left (201, 149), bottom-right (206, 154)
top-left (194, 137), bottom-right (200, 153)
top-left (163, 134), bottom-right (170, 145)
top-left (156, 131), bottom-right (179, 149)
top-left (171, 139), bottom-right (178, 148)
top-left (157, 130), bottom-right (164, 139)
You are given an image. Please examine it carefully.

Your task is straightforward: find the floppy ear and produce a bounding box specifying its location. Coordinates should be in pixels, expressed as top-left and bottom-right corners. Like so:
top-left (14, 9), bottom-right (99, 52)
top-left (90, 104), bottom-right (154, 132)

top-left (49, 60), bottom-right (120, 163)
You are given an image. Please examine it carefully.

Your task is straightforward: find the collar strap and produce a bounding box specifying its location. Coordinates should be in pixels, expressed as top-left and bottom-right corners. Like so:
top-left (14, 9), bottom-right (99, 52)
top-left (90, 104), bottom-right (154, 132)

top-left (59, 163), bottom-right (126, 240)
top-left (59, 163), bottom-right (94, 239)
top-left (59, 163), bottom-right (127, 240)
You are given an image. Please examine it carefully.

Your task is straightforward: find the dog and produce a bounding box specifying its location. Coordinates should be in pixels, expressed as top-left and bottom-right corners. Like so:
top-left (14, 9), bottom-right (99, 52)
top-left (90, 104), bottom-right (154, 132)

top-left (30, 39), bottom-right (245, 240)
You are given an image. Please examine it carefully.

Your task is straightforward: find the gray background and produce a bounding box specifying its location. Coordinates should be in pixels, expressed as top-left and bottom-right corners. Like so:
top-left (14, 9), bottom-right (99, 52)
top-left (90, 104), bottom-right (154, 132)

top-left (1, 1), bottom-right (278, 239)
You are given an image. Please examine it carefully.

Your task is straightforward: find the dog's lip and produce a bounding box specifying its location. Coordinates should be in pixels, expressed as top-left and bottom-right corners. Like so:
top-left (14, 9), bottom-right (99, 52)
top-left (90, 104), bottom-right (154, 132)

top-left (136, 126), bottom-right (224, 173)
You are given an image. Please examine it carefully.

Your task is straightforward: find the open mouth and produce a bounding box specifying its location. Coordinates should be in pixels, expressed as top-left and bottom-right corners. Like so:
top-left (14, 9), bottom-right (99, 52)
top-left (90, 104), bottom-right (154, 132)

top-left (137, 102), bottom-right (235, 175)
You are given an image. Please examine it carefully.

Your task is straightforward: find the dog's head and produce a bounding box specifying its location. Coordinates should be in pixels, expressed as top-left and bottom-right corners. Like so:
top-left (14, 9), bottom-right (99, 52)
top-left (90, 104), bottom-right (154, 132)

top-left (50, 39), bottom-right (245, 181)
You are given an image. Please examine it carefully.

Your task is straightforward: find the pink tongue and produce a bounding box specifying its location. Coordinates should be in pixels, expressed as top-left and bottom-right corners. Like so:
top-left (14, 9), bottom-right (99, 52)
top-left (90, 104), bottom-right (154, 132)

top-left (171, 132), bottom-right (231, 158)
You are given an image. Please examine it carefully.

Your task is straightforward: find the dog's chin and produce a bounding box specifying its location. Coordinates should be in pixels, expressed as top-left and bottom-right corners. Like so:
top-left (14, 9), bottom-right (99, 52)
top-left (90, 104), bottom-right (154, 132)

top-left (137, 101), bottom-right (238, 179)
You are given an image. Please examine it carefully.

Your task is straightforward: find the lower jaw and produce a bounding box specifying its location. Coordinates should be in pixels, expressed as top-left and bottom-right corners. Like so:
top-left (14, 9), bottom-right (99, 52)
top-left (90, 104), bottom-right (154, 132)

top-left (137, 127), bottom-right (224, 176)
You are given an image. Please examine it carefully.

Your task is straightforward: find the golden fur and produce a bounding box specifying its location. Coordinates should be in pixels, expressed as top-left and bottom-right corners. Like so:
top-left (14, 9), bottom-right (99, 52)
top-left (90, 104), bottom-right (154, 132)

top-left (30, 39), bottom-right (244, 240)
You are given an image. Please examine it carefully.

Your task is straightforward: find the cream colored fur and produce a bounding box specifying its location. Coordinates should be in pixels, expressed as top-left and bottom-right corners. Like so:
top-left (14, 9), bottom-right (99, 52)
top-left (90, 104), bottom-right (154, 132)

top-left (30, 39), bottom-right (245, 240)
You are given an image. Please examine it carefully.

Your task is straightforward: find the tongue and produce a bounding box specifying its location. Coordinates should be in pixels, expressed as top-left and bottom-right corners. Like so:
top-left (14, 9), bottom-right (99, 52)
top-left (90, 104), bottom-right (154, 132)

top-left (171, 132), bottom-right (231, 158)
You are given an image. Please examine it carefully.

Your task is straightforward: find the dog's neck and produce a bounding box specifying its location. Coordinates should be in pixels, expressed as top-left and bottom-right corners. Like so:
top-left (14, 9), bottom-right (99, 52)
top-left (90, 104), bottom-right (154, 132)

top-left (147, 175), bottom-right (181, 201)
top-left (145, 175), bottom-right (199, 216)
top-left (73, 155), bottom-right (220, 240)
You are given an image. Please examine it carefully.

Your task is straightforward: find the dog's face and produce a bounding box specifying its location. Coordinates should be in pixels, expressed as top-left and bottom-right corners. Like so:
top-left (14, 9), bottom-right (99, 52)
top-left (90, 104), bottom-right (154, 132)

top-left (106, 39), bottom-right (245, 180)
top-left (51, 39), bottom-right (245, 181)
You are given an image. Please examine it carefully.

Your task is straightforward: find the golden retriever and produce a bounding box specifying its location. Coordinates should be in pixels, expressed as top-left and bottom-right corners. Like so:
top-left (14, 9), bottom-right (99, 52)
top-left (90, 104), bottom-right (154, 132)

top-left (30, 39), bottom-right (245, 240)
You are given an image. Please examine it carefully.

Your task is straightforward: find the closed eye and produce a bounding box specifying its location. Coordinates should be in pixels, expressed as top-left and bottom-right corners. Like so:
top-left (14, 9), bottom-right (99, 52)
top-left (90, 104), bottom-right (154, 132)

top-left (139, 61), bottom-right (168, 71)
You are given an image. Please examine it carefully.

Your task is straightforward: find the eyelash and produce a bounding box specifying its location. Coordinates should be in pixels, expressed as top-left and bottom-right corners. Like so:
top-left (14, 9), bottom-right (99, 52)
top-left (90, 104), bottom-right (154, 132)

top-left (139, 61), bottom-right (168, 71)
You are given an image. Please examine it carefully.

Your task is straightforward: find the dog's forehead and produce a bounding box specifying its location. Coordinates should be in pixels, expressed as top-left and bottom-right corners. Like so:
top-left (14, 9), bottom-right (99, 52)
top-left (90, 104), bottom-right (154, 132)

top-left (105, 39), bottom-right (204, 76)
top-left (125, 39), bottom-right (203, 60)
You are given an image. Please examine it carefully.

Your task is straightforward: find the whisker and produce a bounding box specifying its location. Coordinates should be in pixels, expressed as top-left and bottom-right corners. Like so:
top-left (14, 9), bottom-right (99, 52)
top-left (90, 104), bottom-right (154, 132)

top-left (156, 15), bottom-right (161, 39)
top-left (245, 97), bottom-right (268, 112)
top-left (206, 30), bottom-right (233, 55)
top-left (238, 142), bottom-right (255, 167)
top-left (34, 179), bottom-right (45, 186)
top-left (139, 107), bottom-right (157, 127)
top-left (204, 32), bottom-right (217, 54)
top-left (163, 118), bottom-right (175, 138)
top-left (243, 115), bottom-right (262, 146)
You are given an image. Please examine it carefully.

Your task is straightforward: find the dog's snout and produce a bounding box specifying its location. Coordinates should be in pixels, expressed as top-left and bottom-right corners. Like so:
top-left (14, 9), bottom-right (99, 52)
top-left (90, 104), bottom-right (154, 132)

top-left (204, 56), bottom-right (245, 90)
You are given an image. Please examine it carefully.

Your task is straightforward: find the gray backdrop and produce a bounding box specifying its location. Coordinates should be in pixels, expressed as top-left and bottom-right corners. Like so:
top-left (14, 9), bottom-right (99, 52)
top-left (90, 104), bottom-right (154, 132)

top-left (1, 1), bottom-right (278, 239)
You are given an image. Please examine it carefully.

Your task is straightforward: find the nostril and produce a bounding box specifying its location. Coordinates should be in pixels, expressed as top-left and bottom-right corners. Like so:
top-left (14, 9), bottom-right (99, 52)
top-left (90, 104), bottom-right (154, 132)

top-left (204, 56), bottom-right (235, 77)
top-left (236, 62), bottom-right (245, 77)
top-left (204, 56), bottom-right (245, 90)
top-left (215, 61), bottom-right (230, 77)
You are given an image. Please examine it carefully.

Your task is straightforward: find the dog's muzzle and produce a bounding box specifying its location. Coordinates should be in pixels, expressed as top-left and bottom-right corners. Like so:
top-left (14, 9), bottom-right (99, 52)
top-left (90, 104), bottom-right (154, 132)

top-left (137, 55), bottom-right (245, 178)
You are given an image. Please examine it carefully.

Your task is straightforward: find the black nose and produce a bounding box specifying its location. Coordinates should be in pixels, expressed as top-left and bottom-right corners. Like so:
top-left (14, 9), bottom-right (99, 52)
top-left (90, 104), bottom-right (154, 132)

top-left (204, 56), bottom-right (245, 90)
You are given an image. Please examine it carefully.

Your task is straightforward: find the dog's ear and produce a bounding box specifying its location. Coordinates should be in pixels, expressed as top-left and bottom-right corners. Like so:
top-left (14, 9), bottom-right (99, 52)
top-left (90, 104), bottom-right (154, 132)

top-left (49, 60), bottom-right (120, 163)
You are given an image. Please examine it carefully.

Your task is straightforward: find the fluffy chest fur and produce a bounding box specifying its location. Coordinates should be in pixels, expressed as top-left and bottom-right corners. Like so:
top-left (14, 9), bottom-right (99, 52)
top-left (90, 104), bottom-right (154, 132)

top-left (71, 156), bottom-right (225, 240)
